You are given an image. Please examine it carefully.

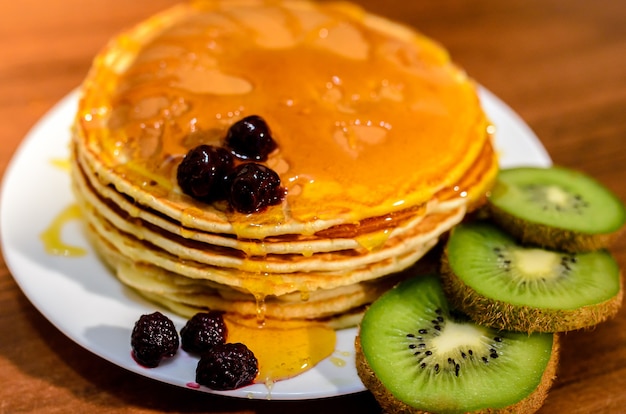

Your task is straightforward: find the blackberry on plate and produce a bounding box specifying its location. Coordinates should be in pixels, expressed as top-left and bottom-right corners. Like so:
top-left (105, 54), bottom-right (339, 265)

top-left (196, 342), bottom-right (259, 390)
top-left (177, 144), bottom-right (233, 201)
top-left (180, 311), bottom-right (227, 354)
top-left (229, 163), bottom-right (284, 213)
top-left (130, 311), bottom-right (179, 368)
top-left (225, 115), bottom-right (277, 161)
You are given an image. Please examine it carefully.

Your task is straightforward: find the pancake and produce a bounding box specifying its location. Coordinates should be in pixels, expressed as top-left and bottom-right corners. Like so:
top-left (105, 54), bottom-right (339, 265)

top-left (84, 212), bottom-right (442, 328)
top-left (72, 153), bottom-right (465, 275)
top-left (70, 0), bottom-right (499, 326)
top-left (77, 190), bottom-right (455, 295)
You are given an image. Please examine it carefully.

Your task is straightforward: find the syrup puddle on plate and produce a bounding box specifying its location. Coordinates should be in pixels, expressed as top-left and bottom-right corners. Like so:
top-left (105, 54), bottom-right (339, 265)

top-left (40, 203), bottom-right (87, 257)
top-left (223, 314), bottom-right (337, 386)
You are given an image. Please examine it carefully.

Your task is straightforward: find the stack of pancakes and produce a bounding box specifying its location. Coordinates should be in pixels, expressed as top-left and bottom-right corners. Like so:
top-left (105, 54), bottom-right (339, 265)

top-left (70, 0), bottom-right (498, 328)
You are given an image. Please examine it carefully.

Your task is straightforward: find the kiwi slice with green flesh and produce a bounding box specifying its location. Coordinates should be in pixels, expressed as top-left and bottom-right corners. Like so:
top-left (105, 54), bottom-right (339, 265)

top-left (441, 221), bottom-right (623, 333)
top-left (356, 274), bottom-right (558, 414)
top-left (487, 166), bottom-right (626, 252)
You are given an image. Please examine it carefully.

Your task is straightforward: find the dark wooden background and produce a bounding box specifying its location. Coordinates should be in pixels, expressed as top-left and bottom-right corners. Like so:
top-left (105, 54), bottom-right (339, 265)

top-left (2, 0), bottom-right (625, 412)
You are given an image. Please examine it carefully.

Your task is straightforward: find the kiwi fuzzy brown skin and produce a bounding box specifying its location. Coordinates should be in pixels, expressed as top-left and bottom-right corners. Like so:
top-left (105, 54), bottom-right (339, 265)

top-left (355, 334), bottom-right (560, 414)
top-left (487, 203), bottom-right (625, 253)
top-left (440, 253), bottom-right (624, 333)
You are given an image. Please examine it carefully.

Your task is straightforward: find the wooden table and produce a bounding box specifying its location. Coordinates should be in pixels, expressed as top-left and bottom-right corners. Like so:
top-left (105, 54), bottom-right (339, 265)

top-left (1, 0), bottom-right (625, 412)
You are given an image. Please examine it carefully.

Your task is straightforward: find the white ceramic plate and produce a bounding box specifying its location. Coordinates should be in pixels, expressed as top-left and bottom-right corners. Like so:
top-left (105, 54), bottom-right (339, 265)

top-left (0, 87), bottom-right (551, 400)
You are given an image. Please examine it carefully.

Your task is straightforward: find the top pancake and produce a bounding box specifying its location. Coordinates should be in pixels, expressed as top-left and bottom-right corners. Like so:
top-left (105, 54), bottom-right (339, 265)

top-left (73, 0), bottom-right (494, 239)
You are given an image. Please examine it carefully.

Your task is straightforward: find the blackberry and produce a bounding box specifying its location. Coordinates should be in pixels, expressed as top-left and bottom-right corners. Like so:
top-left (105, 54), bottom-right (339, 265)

top-left (180, 311), bottom-right (227, 354)
top-left (229, 163), bottom-right (285, 213)
top-left (225, 115), bottom-right (277, 161)
top-left (130, 312), bottom-right (179, 368)
top-left (177, 144), bottom-right (233, 202)
top-left (196, 343), bottom-right (258, 390)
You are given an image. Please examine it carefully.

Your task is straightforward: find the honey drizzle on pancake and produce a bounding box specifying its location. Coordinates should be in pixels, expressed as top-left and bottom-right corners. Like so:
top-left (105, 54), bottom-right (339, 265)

top-left (78, 0), bottom-right (493, 231)
top-left (254, 292), bottom-right (267, 325)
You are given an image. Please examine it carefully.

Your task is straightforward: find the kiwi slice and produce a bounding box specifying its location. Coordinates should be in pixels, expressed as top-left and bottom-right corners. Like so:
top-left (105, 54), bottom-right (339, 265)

top-left (441, 221), bottom-right (623, 332)
top-left (356, 274), bottom-right (558, 414)
top-left (487, 166), bottom-right (626, 252)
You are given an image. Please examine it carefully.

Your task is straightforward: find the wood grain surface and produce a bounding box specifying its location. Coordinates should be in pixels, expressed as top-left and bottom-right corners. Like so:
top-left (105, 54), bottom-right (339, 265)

top-left (1, 0), bottom-right (625, 412)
